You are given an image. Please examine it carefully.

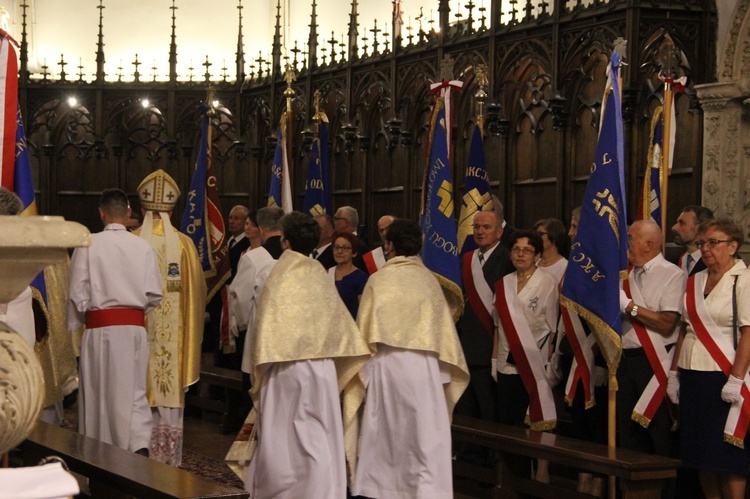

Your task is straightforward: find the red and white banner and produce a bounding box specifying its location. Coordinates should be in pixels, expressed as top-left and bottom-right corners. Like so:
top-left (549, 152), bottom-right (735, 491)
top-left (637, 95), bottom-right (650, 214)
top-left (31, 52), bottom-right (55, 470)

top-left (0, 31), bottom-right (19, 190)
top-left (363, 246), bottom-right (386, 275)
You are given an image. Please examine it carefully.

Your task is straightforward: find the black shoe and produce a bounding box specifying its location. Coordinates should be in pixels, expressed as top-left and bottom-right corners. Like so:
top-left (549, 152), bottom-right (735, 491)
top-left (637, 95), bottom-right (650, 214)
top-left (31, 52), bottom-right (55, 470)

top-left (62, 389), bottom-right (78, 409)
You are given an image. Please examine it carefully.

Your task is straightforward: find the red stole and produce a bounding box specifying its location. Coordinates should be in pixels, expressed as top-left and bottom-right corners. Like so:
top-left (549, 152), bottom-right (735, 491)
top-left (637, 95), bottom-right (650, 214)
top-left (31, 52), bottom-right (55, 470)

top-left (462, 251), bottom-right (494, 339)
top-left (686, 272), bottom-right (750, 448)
top-left (495, 275), bottom-right (556, 430)
top-left (623, 276), bottom-right (675, 427)
top-left (559, 278), bottom-right (596, 407)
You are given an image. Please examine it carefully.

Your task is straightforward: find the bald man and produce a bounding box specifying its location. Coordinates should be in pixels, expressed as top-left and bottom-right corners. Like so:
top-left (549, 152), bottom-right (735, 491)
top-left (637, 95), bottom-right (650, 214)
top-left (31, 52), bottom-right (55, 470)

top-left (617, 220), bottom-right (685, 474)
top-left (362, 215), bottom-right (395, 274)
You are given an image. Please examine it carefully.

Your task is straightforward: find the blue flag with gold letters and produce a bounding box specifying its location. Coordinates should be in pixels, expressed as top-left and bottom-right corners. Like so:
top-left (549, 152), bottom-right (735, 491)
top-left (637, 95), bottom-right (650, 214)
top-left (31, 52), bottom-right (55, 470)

top-left (421, 99), bottom-right (463, 318)
top-left (268, 127), bottom-right (284, 209)
top-left (303, 120), bottom-right (329, 216)
top-left (457, 123), bottom-right (493, 256)
top-left (560, 52), bottom-right (628, 374)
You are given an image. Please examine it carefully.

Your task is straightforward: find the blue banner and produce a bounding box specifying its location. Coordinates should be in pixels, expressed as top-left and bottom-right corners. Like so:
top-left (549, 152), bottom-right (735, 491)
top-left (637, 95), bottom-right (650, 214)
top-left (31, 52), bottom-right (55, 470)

top-left (639, 107), bottom-right (663, 227)
top-left (15, 105), bottom-right (48, 308)
top-left (421, 101), bottom-right (463, 316)
top-left (457, 123), bottom-right (493, 256)
top-left (560, 52), bottom-right (628, 371)
top-left (181, 107), bottom-right (212, 271)
top-left (180, 105), bottom-right (231, 300)
top-left (303, 121), bottom-right (328, 216)
top-left (320, 121), bottom-right (331, 214)
top-left (268, 127), bottom-right (283, 208)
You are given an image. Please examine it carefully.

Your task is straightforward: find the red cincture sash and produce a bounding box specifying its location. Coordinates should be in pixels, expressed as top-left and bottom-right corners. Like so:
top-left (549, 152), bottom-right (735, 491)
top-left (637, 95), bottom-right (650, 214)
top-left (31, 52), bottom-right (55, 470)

top-left (363, 247), bottom-right (385, 275)
top-left (495, 275), bottom-right (556, 430)
top-left (623, 276), bottom-right (675, 428)
top-left (686, 273), bottom-right (750, 448)
top-left (560, 277), bottom-right (595, 407)
top-left (85, 308), bottom-right (145, 329)
top-left (462, 251), bottom-right (494, 339)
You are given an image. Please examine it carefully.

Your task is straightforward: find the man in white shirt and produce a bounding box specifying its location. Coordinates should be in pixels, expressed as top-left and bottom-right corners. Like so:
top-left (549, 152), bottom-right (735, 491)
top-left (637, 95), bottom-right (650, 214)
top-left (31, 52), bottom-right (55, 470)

top-left (68, 188), bottom-right (162, 455)
top-left (618, 220), bottom-right (685, 466)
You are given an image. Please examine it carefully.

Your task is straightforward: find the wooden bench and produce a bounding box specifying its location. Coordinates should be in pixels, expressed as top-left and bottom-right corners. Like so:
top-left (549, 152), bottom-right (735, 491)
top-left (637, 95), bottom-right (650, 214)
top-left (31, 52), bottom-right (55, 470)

top-left (186, 366), bottom-right (245, 433)
top-left (452, 415), bottom-right (681, 499)
top-left (18, 422), bottom-right (248, 499)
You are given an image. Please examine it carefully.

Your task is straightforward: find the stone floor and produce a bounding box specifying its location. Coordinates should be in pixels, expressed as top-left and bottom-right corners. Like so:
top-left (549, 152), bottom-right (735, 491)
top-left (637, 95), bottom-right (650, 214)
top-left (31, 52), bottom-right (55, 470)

top-left (182, 411), bottom-right (236, 462)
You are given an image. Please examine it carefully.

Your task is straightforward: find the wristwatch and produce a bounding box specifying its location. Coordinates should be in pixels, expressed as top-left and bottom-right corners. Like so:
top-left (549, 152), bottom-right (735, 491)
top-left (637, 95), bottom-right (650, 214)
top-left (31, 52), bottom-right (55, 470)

top-left (630, 304), bottom-right (639, 317)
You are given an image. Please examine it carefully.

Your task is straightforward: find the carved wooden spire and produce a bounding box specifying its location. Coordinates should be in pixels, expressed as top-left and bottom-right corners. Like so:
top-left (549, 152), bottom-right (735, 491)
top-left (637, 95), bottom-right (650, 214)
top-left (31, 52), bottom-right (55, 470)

top-left (308, 0), bottom-right (318, 70)
top-left (348, 0), bottom-right (358, 61)
top-left (236, 0), bottom-right (245, 84)
top-left (19, 2), bottom-right (29, 82)
top-left (95, 0), bottom-right (105, 82)
top-left (169, 0), bottom-right (177, 82)
top-left (272, 0), bottom-right (282, 77)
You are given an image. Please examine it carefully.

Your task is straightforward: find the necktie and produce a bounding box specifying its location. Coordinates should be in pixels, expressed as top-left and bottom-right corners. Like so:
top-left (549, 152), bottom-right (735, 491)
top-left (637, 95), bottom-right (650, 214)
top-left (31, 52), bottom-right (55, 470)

top-left (478, 253), bottom-right (485, 266)
top-left (686, 254), bottom-right (694, 274)
top-left (633, 266), bottom-right (644, 289)
top-left (312, 249), bottom-right (319, 259)
top-left (228, 237), bottom-right (236, 250)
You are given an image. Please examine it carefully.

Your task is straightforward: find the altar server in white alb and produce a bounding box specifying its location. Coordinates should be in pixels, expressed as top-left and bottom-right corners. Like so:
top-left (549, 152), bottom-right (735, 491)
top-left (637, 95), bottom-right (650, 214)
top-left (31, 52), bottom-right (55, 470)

top-left (68, 188), bottom-right (162, 455)
top-left (237, 211), bottom-right (369, 498)
top-left (135, 169), bottom-right (206, 466)
top-left (345, 218), bottom-right (469, 499)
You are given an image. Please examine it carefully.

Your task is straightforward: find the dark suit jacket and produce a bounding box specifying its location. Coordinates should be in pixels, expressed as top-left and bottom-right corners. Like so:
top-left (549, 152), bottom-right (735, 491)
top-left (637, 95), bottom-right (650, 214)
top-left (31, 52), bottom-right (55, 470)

top-left (227, 236), bottom-right (251, 284)
top-left (690, 258), bottom-right (706, 276)
top-left (314, 244), bottom-right (336, 269)
top-left (500, 223), bottom-right (517, 250)
top-left (263, 236), bottom-right (284, 260)
top-left (457, 244), bottom-right (514, 366)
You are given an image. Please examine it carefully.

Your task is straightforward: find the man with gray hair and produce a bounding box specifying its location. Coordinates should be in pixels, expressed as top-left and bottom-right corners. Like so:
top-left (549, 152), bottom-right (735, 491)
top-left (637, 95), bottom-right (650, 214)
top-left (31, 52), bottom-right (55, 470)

top-left (230, 206), bottom-right (285, 376)
top-left (492, 195), bottom-right (516, 249)
top-left (334, 205), bottom-right (359, 234)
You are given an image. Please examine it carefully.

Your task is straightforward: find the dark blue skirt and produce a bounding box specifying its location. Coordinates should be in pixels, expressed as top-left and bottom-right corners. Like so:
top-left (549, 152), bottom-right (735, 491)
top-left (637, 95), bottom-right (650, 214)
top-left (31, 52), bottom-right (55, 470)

top-left (679, 369), bottom-right (750, 475)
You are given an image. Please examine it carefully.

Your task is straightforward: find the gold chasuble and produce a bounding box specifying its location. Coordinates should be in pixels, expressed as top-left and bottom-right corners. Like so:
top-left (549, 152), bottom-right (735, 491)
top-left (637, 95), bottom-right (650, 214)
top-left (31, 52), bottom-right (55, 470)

top-left (344, 255), bottom-right (469, 475)
top-left (139, 219), bottom-right (206, 407)
top-left (35, 259), bottom-right (78, 409)
top-left (226, 250), bottom-right (369, 479)
top-left (249, 250), bottom-right (369, 401)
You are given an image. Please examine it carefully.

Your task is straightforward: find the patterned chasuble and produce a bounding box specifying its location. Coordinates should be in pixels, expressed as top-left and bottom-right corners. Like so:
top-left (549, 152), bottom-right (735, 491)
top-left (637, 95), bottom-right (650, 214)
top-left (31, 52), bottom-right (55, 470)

top-left (142, 220), bottom-right (205, 408)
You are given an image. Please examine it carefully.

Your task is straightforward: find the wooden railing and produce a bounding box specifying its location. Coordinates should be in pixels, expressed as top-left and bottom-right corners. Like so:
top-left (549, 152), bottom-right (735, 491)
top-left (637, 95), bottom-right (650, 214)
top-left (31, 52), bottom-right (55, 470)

top-left (18, 422), bottom-right (248, 499)
top-left (452, 415), bottom-right (681, 499)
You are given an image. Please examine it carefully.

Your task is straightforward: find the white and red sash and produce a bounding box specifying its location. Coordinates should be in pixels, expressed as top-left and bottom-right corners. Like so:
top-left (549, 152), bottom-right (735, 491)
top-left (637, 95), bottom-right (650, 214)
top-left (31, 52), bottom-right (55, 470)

top-left (677, 252), bottom-right (686, 270)
top-left (623, 276), bottom-right (675, 428)
top-left (495, 275), bottom-right (556, 430)
top-left (462, 251), bottom-right (494, 338)
top-left (686, 273), bottom-right (750, 448)
top-left (327, 267), bottom-right (336, 280)
top-left (560, 295), bottom-right (596, 408)
top-left (363, 247), bottom-right (386, 275)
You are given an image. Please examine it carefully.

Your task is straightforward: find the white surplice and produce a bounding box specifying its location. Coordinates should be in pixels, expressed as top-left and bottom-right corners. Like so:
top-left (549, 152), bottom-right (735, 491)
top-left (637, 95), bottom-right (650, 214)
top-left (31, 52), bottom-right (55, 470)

top-left (245, 358), bottom-right (347, 499)
top-left (0, 286), bottom-right (35, 347)
top-left (229, 246), bottom-right (277, 373)
top-left (353, 345), bottom-right (453, 499)
top-left (68, 223), bottom-right (162, 452)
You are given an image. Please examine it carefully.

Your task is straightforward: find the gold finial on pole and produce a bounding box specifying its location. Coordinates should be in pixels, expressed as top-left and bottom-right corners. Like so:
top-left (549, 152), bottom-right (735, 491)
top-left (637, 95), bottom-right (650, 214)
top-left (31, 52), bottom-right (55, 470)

top-left (313, 89), bottom-right (322, 124)
top-left (474, 64), bottom-right (489, 131)
top-left (284, 64), bottom-right (296, 113)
